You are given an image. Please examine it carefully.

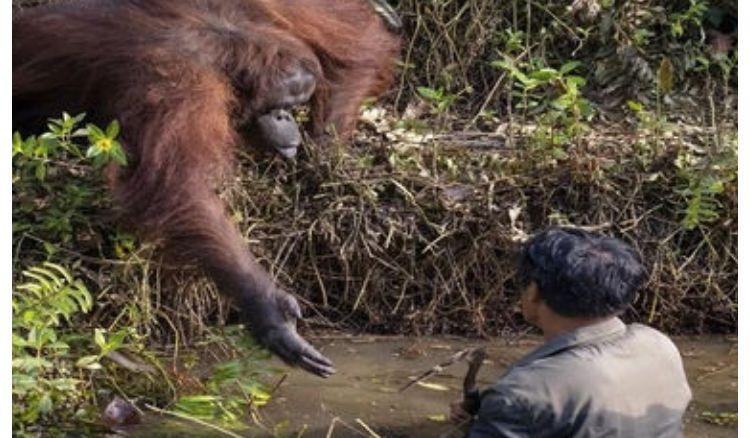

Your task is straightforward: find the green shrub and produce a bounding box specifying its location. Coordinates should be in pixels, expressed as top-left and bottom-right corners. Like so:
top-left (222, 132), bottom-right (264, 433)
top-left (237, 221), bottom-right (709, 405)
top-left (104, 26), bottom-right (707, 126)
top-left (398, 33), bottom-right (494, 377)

top-left (13, 113), bottom-right (278, 435)
top-left (12, 113), bottom-right (130, 434)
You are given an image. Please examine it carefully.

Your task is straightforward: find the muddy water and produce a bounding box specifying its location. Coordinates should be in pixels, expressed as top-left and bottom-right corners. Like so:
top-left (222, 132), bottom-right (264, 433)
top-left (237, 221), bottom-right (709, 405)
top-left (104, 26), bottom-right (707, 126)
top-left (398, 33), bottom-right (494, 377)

top-left (129, 335), bottom-right (737, 438)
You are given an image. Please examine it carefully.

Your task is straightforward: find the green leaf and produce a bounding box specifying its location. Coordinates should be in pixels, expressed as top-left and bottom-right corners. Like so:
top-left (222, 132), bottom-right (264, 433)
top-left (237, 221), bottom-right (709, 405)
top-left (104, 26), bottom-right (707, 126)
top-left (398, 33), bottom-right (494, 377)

top-left (416, 87), bottom-right (441, 101)
top-left (12, 357), bottom-right (53, 371)
top-left (42, 241), bottom-right (58, 256)
top-left (71, 281), bottom-right (93, 313)
top-left (94, 329), bottom-right (106, 350)
top-left (708, 181), bottom-right (724, 193)
top-left (86, 124), bottom-right (106, 139)
top-left (72, 112), bottom-right (87, 124)
top-left (17, 282), bottom-right (43, 298)
top-left (48, 378), bottom-right (80, 392)
top-left (76, 355), bottom-right (102, 370)
top-left (695, 56), bottom-right (710, 69)
top-left (23, 270), bottom-right (54, 292)
top-left (36, 327), bottom-right (57, 346)
top-left (12, 374), bottom-right (37, 395)
top-left (72, 128), bottom-right (89, 138)
top-left (43, 262), bottom-right (73, 284)
top-left (104, 329), bottom-right (128, 352)
top-left (28, 266), bottom-right (61, 288)
top-left (47, 122), bottom-right (62, 135)
top-left (45, 341), bottom-right (70, 351)
top-left (671, 21), bottom-right (683, 37)
top-left (12, 333), bottom-right (29, 348)
top-left (566, 75), bottom-right (586, 87)
top-left (24, 136), bottom-right (38, 155)
top-left (626, 100), bottom-right (644, 112)
top-left (529, 68), bottom-right (558, 81)
top-left (559, 61), bottom-right (581, 75)
top-left (12, 132), bottom-right (23, 156)
top-left (175, 395), bottom-right (223, 419)
top-left (21, 309), bottom-right (39, 324)
top-left (35, 162), bottom-right (47, 181)
top-left (38, 393), bottom-right (53, 414)
top-left (552, 95), bottom-right (573, 110)
top-left (86, 145), bottom-right (102, 158)
top-left (514, 71), bottom-right (535, 89)
top-left (111, 142), bottom-right (128, 166)
top-left (106, 120), bottom-right (120, 138)
top-left (490, 58), bottom-right (512, 71)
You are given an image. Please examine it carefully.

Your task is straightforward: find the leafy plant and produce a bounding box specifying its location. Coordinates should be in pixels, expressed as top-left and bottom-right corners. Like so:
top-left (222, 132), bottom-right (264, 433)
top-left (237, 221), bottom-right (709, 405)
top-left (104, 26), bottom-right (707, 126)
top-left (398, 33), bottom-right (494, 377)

top-left (492, 55), bottom-right (594, 163)
top-left (13, 113), bottom-right (125, 244)
top-left (86, 120), bottom-right (127, 168)
top-left (493, 56), bottom-right (593, 137)
top-left (12, 114), bottom-right (131, 433)
top-left (13, 113), bottom-right (281, 434)
top-left (677, 141), bottom-right (737, 230)
top-left (669, 0), bottom-right (709, 37)
top-left (417, 86), bottom-right (457, 115)
top-left (681, 176), bottom-right (726, 230)
top-left (12, 262), bottom-right (93, 432)
top-left (173, 325), bottom-right (278, 425)
top-left (625, 100), bottom-right (657, 128)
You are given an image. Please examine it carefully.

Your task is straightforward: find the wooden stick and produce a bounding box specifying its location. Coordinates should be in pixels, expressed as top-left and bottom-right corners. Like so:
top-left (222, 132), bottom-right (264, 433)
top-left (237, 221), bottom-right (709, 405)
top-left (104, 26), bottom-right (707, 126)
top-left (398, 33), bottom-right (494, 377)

top-left (463, 348), bottom-right (487, 395)
top-left (399, 348), bottom-right (476, 393)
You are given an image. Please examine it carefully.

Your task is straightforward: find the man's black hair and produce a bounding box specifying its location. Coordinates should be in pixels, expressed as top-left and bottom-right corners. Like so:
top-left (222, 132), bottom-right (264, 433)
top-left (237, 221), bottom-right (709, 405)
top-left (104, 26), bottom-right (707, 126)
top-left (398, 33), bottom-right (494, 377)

top-left (517, 227), bottom-right (648, 318)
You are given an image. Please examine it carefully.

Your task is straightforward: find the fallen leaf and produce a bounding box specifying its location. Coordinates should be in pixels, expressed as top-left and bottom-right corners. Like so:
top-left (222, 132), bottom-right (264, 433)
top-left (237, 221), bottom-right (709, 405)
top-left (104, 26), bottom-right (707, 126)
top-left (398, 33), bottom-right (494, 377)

top-left (427, 414), bottom-right (447, 422)
top-left (416, 381), bottom-right (450, 391)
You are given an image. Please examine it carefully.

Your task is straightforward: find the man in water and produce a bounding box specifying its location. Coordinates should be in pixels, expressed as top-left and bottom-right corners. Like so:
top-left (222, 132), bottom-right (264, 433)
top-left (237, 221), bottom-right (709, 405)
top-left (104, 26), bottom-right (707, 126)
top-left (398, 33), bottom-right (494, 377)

top-left (450, 227), bottom-right (692, 437)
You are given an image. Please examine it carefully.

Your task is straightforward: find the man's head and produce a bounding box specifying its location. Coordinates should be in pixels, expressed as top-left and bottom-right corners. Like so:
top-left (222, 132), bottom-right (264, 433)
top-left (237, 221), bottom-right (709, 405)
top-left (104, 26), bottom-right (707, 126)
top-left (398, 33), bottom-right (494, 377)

top-left (517, 227), bottom-right (647, 327)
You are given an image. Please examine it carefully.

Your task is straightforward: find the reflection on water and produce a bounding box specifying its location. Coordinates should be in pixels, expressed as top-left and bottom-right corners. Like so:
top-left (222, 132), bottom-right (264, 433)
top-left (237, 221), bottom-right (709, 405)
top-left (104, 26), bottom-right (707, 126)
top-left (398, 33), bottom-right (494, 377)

top-left (125, 335), bottom-right (737, 438)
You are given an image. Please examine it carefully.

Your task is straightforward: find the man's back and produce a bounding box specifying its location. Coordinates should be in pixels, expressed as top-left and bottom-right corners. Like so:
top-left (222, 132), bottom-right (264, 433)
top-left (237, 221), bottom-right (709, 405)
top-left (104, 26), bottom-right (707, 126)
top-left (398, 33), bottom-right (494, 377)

top-left (469, 318), bottom-right (692, 437)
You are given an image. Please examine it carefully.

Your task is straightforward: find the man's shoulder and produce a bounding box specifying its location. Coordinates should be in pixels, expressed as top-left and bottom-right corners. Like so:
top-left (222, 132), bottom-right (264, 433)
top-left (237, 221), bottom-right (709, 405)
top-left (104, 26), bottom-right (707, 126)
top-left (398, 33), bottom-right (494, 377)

top-left (627, 322), bottom-right (671, 338)
top-left (488, 323), bottom-right (685, 396)
top-left (627, 322), bottom-right (675, 339)
top-left (625, 323), bottom-right (682, 356)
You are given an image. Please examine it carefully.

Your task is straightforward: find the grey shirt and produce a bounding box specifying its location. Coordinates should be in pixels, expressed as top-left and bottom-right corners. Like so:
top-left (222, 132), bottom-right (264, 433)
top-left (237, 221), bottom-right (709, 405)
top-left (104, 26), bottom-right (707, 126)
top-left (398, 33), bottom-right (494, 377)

top-left (468, 318), bottom-right (692, 437)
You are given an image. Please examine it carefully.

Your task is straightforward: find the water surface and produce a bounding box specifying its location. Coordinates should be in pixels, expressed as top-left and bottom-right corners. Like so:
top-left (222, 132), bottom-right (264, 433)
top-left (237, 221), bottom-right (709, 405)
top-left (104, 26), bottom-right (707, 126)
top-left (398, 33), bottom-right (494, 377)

top-left (127, 335), bottom-right (737, 437)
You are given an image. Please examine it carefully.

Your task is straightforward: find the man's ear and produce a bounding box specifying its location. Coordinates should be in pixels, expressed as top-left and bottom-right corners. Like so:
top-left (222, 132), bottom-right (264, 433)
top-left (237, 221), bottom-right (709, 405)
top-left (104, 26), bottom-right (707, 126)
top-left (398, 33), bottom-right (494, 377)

top-left (528, 281), bottom-right (543, 304)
